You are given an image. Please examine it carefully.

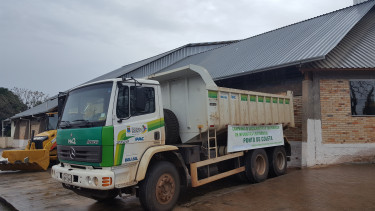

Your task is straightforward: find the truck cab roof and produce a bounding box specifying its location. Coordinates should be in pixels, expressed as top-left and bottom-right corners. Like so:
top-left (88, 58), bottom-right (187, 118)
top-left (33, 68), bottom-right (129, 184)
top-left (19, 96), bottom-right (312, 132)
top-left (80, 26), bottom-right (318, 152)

top-left (70, 78), bottom-right (160, 92)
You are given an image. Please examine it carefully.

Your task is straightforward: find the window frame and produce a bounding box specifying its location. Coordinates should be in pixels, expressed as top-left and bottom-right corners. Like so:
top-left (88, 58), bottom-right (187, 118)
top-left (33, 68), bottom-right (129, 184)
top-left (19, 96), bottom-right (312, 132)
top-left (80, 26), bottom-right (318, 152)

top-left (115, 84), bottom-right (156, 119)
top-left (59, 82), bottom-right (113, 128)
top-left (116, 85), bottom-right (130, 119)
top-left (130, 86), bottom-right (156, 116)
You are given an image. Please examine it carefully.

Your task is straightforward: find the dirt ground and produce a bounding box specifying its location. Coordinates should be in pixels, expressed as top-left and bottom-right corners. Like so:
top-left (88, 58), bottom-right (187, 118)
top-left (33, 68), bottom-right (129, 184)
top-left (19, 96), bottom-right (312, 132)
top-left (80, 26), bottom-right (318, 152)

top-left (1, 161), bottom-right (374, 211)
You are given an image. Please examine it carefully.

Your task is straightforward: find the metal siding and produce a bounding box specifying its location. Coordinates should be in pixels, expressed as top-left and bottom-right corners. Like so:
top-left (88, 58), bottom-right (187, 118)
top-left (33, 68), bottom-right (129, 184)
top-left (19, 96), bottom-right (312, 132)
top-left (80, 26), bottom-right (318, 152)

top-left (160, 1), bottom-right (375, 80)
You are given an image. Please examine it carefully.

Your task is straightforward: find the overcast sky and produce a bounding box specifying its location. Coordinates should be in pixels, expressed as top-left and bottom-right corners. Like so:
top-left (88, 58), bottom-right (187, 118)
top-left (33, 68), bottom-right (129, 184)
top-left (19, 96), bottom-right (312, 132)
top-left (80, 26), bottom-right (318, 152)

top-left (0, 0), bottom-right (354, 96)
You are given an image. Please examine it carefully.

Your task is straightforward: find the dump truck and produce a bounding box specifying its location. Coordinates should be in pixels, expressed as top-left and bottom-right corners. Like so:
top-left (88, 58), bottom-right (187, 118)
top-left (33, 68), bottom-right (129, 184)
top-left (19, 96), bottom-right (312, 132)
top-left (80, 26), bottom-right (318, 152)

top-left (51, 65), bottom-right (294, 210)
top-left (0, 112), bottom-right (59, 171)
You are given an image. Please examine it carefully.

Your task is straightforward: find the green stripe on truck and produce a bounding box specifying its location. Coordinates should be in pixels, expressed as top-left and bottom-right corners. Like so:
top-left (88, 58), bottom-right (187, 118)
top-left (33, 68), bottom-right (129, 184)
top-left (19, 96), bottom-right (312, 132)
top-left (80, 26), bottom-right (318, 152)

top-left (208, 91), bottom-right (218, 99)
top-left (148, 118), bottom-right (164, 132)
top-left (101, 126), bottom-right (114, 167)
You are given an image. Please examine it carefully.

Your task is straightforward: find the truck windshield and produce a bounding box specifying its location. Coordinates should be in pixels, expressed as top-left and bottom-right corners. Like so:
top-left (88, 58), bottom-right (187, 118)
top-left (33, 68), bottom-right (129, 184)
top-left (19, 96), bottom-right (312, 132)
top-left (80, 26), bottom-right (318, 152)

top-left (60, 82), bottom-right (113, 128)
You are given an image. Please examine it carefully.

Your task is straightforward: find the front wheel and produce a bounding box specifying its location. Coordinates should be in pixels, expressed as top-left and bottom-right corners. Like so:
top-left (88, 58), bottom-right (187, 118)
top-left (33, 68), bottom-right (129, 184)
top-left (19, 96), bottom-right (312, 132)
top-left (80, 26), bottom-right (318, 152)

top-left (139, 161), bottom-right (180, 211)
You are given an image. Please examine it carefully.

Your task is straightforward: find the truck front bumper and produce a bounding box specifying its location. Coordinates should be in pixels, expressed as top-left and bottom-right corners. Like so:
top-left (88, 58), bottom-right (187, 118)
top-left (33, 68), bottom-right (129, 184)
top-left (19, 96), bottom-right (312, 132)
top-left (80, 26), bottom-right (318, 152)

top-left (51, 163), bottom-right (115, 190)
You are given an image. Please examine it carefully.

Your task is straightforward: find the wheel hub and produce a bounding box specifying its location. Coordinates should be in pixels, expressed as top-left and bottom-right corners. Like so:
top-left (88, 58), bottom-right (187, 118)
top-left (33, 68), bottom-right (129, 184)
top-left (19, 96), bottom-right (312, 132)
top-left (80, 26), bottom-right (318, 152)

top-left (255, 155), bottom-right (266, 175)
top-left (156, 173), bottom-right (175, 204)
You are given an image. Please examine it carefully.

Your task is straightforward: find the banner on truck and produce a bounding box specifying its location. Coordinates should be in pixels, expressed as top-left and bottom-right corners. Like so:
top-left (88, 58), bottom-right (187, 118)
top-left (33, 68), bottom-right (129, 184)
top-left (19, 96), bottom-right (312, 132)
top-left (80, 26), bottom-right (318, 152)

top-left (227, 124), bottom-right (283, 152)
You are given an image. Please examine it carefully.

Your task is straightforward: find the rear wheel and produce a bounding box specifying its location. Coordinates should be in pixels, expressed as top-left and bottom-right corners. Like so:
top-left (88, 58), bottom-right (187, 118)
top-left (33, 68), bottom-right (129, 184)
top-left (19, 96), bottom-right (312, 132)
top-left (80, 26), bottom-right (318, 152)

top-left (268, 146), bottom-right (287, 177)
top-left (245, 149), bottom-right (269, 183)
top-left (139, 161), bottom-right (180, 211)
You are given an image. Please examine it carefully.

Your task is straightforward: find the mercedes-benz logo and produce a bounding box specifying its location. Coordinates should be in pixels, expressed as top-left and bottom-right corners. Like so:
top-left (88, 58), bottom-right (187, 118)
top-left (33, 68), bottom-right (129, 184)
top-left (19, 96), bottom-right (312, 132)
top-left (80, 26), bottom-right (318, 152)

top-left (69, 147), bottom-right (76, 159)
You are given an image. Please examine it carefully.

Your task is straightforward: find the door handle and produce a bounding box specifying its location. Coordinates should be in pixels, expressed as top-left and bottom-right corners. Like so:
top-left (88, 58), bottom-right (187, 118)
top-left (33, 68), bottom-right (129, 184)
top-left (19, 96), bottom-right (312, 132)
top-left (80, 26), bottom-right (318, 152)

top-left (154, 131), bottom-right (160, 140)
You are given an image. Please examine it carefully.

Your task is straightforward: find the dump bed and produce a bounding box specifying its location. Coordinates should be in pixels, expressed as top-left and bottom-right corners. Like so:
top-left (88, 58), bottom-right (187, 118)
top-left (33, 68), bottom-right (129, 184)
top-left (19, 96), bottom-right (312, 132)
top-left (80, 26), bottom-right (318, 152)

top-left (149, 65), bottom-right (294, 143)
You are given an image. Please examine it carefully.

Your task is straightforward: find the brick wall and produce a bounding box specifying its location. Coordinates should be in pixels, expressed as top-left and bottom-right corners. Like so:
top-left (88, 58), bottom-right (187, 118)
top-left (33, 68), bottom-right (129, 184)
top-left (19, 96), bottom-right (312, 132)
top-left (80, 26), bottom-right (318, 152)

top-left (320, 79), bottom-right (375, 143)
top-left (284, 96), bottom-right (302, 142)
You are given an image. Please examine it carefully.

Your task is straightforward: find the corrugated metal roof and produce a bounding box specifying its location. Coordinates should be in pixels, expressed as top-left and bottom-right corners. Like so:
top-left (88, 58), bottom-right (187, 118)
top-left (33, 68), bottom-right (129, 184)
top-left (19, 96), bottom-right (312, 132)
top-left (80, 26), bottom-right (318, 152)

top-left (11, 98), bottom-right (57, 119)
top-left (306, 7), bottom-right (375, 69)
top-left (87, 41), bottom-right (236, 83)
top-left (86, 48), bottom-right (178, 84)
top-left (122, 42), bottom-right (236, 79)
top-left (159, 0), bottom-right (375, 79)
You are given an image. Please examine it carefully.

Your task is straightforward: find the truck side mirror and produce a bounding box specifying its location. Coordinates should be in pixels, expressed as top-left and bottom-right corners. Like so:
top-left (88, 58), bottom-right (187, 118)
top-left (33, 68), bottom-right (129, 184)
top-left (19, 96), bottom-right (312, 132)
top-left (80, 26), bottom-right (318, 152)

top-left (58, 92), bottom-right (67, 119)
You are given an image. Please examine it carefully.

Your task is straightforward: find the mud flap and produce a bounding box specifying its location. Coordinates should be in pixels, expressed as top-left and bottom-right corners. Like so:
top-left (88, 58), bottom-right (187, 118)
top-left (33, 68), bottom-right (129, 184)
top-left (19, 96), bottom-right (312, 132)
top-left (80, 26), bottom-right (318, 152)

top-left (0, 149), bottom-right (50, 171)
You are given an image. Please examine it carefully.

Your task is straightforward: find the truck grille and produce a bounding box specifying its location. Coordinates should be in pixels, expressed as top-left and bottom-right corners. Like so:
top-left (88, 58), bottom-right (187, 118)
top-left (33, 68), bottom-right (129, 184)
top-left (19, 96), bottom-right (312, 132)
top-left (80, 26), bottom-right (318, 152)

top-left (57, 145), bottom-right (102, 163)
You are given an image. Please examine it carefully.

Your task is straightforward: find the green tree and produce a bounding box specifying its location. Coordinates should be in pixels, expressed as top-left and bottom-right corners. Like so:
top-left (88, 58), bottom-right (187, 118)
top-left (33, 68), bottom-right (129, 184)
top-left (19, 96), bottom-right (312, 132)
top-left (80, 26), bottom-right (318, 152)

top-left (0, 87), bottom-right (27, 136)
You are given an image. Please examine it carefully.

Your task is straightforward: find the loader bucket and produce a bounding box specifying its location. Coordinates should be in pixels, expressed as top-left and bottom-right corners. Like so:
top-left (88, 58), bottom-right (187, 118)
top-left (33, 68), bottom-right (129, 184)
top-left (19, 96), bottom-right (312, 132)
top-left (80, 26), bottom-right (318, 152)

top-left (0, 149), bottom-right (50, 171)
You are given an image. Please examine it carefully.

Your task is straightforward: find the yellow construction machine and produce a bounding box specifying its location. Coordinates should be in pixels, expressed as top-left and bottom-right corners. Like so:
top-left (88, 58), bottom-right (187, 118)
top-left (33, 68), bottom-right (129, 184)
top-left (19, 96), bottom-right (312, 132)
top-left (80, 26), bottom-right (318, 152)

top-left (0, 113), bottom-right (58, 171)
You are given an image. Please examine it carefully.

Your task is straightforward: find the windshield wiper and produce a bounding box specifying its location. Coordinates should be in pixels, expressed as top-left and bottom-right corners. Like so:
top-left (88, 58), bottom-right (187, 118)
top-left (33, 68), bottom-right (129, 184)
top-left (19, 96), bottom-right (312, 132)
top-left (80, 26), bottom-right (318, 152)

top-left (59, 121), bottom-right (71, 129)
top-left (72, 119), bottom-right (88, 123)
top-left (71, 119), bottom-right (93, 127)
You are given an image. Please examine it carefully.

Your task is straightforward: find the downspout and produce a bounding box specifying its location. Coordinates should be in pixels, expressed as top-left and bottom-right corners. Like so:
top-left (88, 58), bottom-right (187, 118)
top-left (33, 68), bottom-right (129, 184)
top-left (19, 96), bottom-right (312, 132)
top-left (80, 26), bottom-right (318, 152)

top-left (28, 118), bottom-right (31, 139)
top-left (1, 120), bottom-right (5, 137)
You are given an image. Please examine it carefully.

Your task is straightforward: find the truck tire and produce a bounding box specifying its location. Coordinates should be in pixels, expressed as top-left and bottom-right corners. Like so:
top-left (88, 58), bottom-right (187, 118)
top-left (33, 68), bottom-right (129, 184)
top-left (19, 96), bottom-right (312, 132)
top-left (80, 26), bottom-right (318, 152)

top-left (268, 146), bottom-right (287, 177)
top-left (163, 109), bottom-right (180, 145)
top-left (139, 161), bottom-right (180, 211)
top-left (245, 149), bottom-right (269, 183)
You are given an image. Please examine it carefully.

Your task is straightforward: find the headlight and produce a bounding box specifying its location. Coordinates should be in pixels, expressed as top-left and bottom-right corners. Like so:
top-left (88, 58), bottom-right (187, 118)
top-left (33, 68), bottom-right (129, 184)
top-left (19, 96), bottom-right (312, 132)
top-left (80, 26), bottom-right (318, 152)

top-left (33, 136), bottom-right (48, 141)
top-left (93, 177), bottom-right (99, 186)
top-left (86, 176), bottom-right (92, 185)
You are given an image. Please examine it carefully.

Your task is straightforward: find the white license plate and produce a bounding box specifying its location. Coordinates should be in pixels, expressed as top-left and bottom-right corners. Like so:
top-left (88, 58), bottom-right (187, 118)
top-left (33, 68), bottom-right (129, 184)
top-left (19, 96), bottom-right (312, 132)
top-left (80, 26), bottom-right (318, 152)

top-left (62, 173), bottom-right (72, 183)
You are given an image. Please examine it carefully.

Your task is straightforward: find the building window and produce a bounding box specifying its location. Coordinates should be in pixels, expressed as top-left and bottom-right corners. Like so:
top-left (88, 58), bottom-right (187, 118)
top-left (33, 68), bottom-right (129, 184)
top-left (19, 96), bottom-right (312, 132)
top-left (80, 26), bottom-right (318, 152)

top-left (350, 80), bottom-right (375, 116)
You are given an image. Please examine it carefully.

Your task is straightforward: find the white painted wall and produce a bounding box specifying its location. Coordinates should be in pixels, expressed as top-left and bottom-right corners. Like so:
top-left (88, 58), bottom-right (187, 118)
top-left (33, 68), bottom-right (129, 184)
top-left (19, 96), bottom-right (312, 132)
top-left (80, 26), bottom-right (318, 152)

top-left (0, 137), bottom-right (14, 148)
top-left (302, 119), bottom-right (375, 167)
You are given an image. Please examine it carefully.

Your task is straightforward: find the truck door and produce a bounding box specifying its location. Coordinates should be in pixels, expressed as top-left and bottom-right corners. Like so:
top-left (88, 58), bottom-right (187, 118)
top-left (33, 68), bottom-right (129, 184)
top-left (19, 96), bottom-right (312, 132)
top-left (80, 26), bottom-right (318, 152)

top-left (112, 83), bottom-right (163, 166)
